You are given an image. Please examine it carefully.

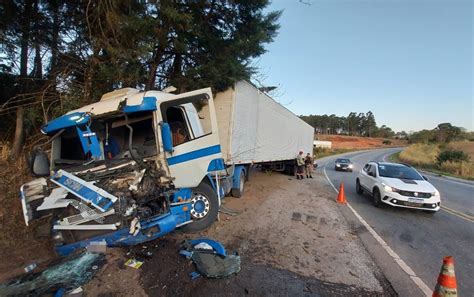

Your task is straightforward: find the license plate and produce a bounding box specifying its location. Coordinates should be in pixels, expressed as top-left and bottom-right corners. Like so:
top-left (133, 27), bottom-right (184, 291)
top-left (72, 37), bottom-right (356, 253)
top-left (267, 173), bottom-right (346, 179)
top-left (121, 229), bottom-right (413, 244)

top-left (408, 198), bottom-right (424, 204)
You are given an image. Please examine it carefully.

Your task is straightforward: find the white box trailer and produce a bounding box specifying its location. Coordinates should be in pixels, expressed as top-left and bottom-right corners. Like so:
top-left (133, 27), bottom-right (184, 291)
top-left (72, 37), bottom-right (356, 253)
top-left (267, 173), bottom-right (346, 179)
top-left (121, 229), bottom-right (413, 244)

top-left (213, 80), bottom-right (314, 166)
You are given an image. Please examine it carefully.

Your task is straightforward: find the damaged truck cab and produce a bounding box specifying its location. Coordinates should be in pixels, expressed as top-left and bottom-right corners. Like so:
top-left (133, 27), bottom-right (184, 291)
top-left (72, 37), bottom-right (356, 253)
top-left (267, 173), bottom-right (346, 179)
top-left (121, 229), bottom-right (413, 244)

top-left (21, 87), bottom-right (231, 256)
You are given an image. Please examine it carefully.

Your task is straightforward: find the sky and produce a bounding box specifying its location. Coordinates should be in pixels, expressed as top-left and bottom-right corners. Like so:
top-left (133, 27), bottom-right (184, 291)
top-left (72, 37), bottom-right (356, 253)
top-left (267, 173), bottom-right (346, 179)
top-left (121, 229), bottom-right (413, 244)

top-left (257, 0), bottom-right (473, 132)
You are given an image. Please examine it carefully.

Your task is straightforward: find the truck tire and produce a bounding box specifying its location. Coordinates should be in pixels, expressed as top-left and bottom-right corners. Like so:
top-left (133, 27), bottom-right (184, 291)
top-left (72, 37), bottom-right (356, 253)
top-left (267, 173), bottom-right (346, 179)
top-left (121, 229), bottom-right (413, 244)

top-left (231, 171), bottom-right (245, 198)
top-left (182, 182), bottom-right (219, 232)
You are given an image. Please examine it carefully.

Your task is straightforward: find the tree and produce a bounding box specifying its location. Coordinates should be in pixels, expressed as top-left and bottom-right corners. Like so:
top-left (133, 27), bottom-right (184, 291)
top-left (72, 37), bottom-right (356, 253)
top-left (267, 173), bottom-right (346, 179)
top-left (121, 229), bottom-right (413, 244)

top-left (434, 123), bottom-right (461, 143)
top-left (0, 0), bottom-right (281, 157)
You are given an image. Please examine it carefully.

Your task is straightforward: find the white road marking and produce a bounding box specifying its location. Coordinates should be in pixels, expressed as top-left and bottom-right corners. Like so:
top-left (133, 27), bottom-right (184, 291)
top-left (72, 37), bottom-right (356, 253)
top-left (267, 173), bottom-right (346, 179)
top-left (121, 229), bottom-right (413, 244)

top-left (323, 165), bottom-right (432, 296)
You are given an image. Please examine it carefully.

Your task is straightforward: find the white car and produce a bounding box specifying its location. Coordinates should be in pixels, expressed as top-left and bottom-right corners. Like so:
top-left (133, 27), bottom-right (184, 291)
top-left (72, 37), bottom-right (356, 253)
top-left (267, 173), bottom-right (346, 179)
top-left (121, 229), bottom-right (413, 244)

top-left (356, 162), bottom-right (440, 213)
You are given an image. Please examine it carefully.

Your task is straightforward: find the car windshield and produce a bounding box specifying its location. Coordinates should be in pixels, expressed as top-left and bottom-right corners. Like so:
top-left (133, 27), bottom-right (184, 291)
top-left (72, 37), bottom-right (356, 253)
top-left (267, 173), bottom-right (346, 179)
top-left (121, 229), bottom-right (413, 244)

top-left (378, 164), bottom-right (423, 180)
top-left (336, 159), bottom-right (350, 163)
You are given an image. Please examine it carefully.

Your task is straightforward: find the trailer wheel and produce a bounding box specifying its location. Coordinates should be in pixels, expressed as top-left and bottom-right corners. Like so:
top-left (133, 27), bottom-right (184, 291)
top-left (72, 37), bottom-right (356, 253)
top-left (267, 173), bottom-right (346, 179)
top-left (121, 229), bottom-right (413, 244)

top-left (231, 171), bottom-right (245, 198)
top-left (182, 182), bottom-right (219, 232)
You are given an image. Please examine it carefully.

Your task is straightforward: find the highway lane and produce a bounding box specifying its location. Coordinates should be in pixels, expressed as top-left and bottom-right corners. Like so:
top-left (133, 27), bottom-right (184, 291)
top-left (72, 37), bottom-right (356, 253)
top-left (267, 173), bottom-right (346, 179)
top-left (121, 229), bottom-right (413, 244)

top-left (318, 148), bottom-right (474, 296)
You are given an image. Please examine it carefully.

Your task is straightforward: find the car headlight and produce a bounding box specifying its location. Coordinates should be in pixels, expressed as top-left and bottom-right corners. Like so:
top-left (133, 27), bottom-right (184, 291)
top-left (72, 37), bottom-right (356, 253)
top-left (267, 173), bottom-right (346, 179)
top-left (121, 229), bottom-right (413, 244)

top-left (348, 164), bottom-right (353, 168)
top-left (433, 190), bottom-right (440, 196)
top-left (336, 164), bottom-right (341, 167)
top-left (382, 183), bottom-right (394, 192)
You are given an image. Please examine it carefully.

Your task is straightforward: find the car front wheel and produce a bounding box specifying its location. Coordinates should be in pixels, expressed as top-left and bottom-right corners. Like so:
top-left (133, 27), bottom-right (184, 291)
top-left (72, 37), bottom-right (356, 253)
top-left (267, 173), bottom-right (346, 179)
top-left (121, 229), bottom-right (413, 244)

top-left (372, 188), bottom-right (382, 207)
top-left (356, 179), bottom-right (363, 195)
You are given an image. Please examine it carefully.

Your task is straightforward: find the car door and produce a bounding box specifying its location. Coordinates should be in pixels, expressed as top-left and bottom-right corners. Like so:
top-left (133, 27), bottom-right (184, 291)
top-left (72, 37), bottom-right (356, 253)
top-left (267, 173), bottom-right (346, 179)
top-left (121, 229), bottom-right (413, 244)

top-left (365, 164), bottom-right (378, 193)
top-left (158, 88), bottom-right (222, 189)
top-left (359, 163), bottom-right (371, 189)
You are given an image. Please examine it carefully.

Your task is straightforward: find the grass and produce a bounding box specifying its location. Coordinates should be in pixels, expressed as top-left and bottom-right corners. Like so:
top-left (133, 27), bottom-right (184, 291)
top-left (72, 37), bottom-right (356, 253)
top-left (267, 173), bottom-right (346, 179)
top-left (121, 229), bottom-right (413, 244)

top-left (394, 143), bottom-right (474, 180)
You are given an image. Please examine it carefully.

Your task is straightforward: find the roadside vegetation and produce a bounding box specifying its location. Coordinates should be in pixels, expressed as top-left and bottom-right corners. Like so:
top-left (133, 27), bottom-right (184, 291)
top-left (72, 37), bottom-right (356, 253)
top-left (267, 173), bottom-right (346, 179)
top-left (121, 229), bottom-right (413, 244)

top-left (395, 123), bottom-right (474, 180)
top-left (313, 135), bottom-right (405, 159)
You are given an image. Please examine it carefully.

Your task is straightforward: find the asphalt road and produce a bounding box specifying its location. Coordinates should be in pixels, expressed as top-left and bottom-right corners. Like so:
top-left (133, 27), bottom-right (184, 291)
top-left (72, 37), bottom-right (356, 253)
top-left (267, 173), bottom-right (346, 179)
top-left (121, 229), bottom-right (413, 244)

top-left (318, 148), bottom-right (474, 296)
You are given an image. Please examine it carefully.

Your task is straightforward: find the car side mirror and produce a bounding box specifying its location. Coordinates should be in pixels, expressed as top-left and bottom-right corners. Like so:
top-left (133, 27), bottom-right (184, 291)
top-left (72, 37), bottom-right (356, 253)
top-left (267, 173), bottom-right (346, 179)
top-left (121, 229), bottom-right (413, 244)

top-left (422, 175), bottom-right (428, 181)
top-left (160, 122), bottom-right (174, 153)
top-left (29, 149), bottom-right (50, 177)
top-left (368, 172), bottom-right (374, 177)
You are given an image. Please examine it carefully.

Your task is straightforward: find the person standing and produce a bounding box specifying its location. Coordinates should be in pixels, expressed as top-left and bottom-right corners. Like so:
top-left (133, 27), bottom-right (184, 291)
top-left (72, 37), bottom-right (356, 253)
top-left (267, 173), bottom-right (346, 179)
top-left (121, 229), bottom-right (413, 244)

top-left (296, 151), bottom-right (305, 180)
top-left (305, 153), bottom-right (313, 178)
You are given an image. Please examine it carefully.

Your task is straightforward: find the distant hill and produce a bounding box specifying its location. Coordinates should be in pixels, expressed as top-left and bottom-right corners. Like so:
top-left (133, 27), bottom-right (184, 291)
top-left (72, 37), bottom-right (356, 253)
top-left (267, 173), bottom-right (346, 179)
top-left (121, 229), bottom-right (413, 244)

top-left (317, 135), bottom-right (407, 150)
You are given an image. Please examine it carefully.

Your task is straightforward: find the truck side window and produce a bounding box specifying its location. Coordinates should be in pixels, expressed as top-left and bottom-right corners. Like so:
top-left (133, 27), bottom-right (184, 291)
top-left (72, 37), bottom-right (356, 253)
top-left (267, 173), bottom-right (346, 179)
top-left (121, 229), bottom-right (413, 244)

top-left (166, 107), bottom-right (190, 146)
top-left (161, 95), bottom-right (212, 146)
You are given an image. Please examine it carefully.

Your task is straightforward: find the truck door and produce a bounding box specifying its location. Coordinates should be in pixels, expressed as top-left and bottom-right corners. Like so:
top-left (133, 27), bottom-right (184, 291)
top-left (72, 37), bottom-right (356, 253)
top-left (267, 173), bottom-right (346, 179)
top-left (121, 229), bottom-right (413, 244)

top-left (159, 88), bottom-right (222, 188)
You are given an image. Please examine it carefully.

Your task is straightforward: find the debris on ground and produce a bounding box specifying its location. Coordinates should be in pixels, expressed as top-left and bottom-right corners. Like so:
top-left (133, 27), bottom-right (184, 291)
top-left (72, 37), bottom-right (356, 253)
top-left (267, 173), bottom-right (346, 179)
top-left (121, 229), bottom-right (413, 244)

top-left (219, 205), bottom-right (242, 216)
top-left (86, 241), bottom-right (107, 254)
top-left (0, 252), bottom-right (105, 296)
top-left (23, 263), bottom-right (37, 273)
top-left (180, 238), bottom-right (241, 279)
top-left (124, 258), bottom-right (144, 269)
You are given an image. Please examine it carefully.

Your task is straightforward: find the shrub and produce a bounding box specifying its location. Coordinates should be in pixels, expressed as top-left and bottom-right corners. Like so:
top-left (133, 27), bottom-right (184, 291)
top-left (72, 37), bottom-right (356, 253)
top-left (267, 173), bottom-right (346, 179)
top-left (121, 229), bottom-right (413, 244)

top-left (382, 140), bottom-right (392, 145)
top-left (440, 161), bottom-right (474, 179)
top-left (436, 150), bottom-right (470, 164)
top-left (399, 144), bottom-right (440, 166)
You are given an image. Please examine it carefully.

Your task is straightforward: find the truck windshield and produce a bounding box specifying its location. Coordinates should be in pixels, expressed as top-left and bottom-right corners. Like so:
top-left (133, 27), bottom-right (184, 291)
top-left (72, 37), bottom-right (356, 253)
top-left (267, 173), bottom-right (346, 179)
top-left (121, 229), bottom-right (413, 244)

top-left (52, 111), bottom-right (157, 166)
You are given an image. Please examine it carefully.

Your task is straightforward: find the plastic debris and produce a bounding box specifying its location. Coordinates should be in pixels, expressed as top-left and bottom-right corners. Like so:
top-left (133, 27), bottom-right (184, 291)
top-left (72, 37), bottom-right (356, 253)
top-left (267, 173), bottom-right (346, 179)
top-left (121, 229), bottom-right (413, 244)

top-left (179, 250), bottom-right (194, 259)
top-left (191, 252), bottom-right (241, 278)
top-left (190, 271), bottom-right (201, 280)
top-left (86, 241), bottom-right (107, 254)
top-left (66, 286), bottom-right (84, 297)
top-left (194, 242), bottom-right (213, 251)
top-left (180, 238), bottom-right (240, 278)
top-left (124, 258), bottom-right (144, 269)
top-left (24, 263), bottom-right (37, 273)
top-left (187, 238), bottom-right (226, 257)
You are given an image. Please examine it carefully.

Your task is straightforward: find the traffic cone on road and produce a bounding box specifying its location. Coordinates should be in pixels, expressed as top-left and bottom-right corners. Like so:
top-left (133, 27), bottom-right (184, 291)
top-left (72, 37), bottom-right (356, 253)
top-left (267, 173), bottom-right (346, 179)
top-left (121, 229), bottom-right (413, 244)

top-left (433, 256), bottom-right (457, 297)
top-left (336, 182), bottom-right (347, 204)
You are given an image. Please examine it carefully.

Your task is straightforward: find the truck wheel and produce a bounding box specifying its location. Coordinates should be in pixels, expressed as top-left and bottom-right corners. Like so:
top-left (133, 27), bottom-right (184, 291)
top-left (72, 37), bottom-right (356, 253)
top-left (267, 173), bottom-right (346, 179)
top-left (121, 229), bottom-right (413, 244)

top-left (182, 182), bottom-right (219, 232)
top-left (372, 188), bottom-right (382, 207)
top-left (356, 179), bottom-right (363, 195)
top-left (231, 171), bottom-right (245, 198)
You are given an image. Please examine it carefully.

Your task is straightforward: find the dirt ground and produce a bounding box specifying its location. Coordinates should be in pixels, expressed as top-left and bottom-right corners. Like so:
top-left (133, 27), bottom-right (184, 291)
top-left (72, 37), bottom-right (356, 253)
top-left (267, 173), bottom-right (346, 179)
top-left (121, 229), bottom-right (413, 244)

top-left (0, 163), bottom-right (396, 296)
top-left (80, 168), bottom-right (395, 296)
top-left (318, 135), bottom-right (406, 150)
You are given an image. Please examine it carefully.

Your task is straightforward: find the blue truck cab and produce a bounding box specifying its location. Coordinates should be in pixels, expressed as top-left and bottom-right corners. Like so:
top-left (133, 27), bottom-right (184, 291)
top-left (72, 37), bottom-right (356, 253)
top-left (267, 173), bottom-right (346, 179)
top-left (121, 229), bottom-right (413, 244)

top-left (21, 87), bottom-right (246, 255)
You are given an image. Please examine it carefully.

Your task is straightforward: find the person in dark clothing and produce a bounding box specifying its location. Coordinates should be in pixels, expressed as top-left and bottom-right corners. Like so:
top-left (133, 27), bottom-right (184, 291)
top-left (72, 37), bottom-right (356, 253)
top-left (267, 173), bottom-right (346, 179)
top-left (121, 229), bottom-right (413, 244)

top-left (305, 153), bottom-right (313, 178)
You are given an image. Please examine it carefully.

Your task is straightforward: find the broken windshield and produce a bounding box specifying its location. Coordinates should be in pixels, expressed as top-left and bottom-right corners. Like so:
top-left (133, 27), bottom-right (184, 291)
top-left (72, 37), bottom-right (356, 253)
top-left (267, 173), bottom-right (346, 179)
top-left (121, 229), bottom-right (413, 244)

top-left (52, 111), bottom-right (157, 168)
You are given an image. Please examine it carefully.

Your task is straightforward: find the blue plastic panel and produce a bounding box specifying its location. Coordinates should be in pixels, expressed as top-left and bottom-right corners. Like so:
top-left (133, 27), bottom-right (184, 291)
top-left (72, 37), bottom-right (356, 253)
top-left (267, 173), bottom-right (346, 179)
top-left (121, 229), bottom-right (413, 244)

top-left (55, 202), bottom-right (191, 256)
top-left (41, 112), bottom-right (90, 134)
top-left (122, 96), bottom-right (157, 113)
top-left (75, 126), bottom-right (102, 158)
top-left (207, 158), bottom-right (225, 172)
top-left (161, 122), bottom-right (173, 152)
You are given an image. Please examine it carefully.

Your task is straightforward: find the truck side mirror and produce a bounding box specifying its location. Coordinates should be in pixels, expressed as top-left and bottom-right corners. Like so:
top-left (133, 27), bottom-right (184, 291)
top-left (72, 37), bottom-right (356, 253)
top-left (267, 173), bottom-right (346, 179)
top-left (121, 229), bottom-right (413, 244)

top-left (29, 149), bottom-right (50, 177)
top-left (160, 122), bottom-right (174, 153)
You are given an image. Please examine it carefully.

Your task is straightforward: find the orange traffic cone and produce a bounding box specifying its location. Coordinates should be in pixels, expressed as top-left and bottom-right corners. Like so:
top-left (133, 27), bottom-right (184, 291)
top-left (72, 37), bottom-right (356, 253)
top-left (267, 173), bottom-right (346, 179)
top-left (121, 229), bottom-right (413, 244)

top-left (433, 256), bottom-right (457, 297)
top-left (337, 182), bottom-right (347, 204)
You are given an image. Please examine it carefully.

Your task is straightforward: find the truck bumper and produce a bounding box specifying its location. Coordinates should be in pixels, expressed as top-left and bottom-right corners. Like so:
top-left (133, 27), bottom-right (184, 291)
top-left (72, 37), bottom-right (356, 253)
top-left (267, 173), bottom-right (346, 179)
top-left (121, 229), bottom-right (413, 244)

top-left (55, 202), bottom-right (192, 256)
